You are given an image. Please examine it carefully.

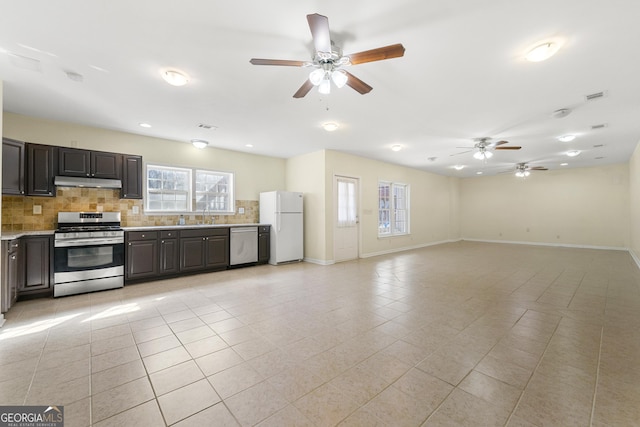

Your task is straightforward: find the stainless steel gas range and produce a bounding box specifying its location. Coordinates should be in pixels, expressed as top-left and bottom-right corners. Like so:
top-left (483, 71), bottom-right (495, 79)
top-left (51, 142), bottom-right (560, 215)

top-left (53, 212), bottom-right (124, 297)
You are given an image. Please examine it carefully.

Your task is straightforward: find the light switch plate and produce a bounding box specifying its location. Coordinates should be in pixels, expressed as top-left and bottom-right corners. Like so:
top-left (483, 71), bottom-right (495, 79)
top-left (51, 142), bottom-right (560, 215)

top-left (132, 206), bottom-right (140, 214)
top-left (33, 205), bottom-right (42, 215)
top-left (238, 207), bottom-right (245, 214)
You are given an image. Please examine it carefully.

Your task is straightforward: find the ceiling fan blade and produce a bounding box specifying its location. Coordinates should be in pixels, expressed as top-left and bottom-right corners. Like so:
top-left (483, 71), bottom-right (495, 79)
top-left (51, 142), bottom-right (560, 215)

top-left (492, 140), bottom-right (509, 147)
top-left (348, 44), bottom-right (406, 65)
top-left (250, 58), bottom-right (306, 67)
top-left (345, 71), bottom-right (373, 94)
top-left (494, 146), bottom-right (522, 150)
top-left (530, 166), bottom-right (548, 170)
top-left (307, 13), bottom-right (331, 54)
top-left (293, 80), bottom-right (314, 98)
top-left (450, 150), bottom-right (473, 156)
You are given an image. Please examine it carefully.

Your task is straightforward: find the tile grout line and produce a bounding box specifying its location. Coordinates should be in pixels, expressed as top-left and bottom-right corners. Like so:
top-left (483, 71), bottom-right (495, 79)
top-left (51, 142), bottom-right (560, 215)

top-left (589, 311), bottom-right (606, 426)
top-left (503, 309), bottom-right (562, 427)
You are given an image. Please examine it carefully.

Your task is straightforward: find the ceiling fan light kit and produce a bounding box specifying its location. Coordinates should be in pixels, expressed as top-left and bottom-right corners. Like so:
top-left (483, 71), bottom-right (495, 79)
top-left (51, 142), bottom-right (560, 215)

top-left (249, 13), bottom-right (405, 98)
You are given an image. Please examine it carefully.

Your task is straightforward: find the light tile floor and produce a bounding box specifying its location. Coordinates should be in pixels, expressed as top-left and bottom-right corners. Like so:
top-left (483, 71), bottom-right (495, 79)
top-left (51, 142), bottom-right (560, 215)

top-left (1, 241), bottom-right (640, 426)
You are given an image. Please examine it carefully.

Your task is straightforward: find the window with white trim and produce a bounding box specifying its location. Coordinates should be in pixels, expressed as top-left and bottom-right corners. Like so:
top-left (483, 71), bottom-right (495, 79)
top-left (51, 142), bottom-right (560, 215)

top-left (195, 170), bottom-right (234, 213)
top-left (378, 181), bottom-right (409, 236)
top-left (145, 164), bottom-right (235, 213)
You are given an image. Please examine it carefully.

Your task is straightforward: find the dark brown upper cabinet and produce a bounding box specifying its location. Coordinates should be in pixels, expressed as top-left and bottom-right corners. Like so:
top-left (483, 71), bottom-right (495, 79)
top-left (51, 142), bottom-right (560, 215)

top-left (2, 138), bottom-right (25, 195)
top-left (121, 155), bottom-right (143, 199)
top-left (58, 147), bottom-right (122, 179)
top-left (26, 143), bottom-right (57, 197)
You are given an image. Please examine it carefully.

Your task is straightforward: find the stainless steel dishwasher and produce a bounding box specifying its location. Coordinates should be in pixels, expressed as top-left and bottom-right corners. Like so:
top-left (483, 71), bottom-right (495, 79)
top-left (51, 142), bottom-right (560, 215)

top-left (230, 227), bottom-right (258, 265)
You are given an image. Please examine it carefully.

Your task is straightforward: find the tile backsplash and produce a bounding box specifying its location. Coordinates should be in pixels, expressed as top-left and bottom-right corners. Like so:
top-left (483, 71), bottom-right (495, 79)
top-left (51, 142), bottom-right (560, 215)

top-left (1, 188), bottom-right (259, 232)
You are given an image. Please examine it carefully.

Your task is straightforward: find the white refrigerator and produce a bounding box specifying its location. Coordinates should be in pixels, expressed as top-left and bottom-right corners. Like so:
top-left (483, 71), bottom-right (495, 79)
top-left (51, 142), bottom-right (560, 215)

top-left (259, 191), bottom-right (303, 265)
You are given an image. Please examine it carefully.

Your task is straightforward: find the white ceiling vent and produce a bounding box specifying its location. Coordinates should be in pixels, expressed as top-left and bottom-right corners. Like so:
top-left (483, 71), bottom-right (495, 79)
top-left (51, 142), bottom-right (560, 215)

top-left (585, 91), bottom-right (607, 101)
top-left (591, 123), bottom-right (608, 130)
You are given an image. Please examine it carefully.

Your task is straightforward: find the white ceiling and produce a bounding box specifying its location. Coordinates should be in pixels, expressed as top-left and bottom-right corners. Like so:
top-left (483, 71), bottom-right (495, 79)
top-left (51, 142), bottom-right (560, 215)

top-left (1, 1), bottom-right (639, 177)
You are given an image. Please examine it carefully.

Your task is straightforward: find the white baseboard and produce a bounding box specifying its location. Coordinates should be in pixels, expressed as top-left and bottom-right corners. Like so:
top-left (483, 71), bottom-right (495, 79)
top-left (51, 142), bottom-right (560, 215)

top-left (303, 257), bottom-right (334, 266)
top-left (629, 249), bottom-right (640, 271)
top-left (461, 238), bottom-right (628, 252)
top-left (360, 239), bottom-right (461, 259)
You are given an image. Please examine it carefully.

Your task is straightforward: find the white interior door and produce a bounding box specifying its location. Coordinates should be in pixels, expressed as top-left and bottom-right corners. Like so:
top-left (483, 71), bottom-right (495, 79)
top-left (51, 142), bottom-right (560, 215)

top-left (334, 175), bottom-right (359, 262)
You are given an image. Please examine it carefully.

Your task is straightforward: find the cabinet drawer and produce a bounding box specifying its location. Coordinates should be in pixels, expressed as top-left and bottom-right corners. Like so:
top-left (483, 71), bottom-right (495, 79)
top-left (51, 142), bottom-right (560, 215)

top-left (127, 231), bottom-right (158, 241)
top-left (180, 228), bottom-right (228, 238)
top-left (160, 230), bottom-right (178, 239)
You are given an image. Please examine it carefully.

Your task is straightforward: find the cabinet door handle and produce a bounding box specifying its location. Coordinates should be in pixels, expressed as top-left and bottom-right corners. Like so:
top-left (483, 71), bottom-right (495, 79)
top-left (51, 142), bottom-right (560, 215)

top-left (141, 234), bottom-right (145, 238)
top-left (128, 243), bottom-right (132, 246)
top-left (161, 240), bottom-right (165, 244)
top-left (10, 255), bottom-right (16, 260)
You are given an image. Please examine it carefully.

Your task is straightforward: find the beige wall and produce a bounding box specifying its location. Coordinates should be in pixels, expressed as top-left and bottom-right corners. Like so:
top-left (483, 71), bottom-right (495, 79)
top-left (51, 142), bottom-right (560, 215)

top-left (285, 150), bottom-right (328, 263)
top-left (629, 142), bottom-right (640, 263)
top-left (286, 149), bottom-right (459, 263)
top-left (3, 112), bottom-right (286, 201)
top-left (460, 163), bottom-right (630, 248)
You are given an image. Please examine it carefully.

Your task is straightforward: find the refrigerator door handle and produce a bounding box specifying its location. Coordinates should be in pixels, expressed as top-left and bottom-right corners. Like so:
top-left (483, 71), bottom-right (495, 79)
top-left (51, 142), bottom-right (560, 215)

top-left (277, 213), bottom-right (280, 232)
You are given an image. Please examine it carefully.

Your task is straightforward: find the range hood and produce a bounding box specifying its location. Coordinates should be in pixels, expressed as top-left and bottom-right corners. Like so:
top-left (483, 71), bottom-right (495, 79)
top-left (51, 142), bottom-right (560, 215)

top-left (54, 176), bottom-right (122, 189)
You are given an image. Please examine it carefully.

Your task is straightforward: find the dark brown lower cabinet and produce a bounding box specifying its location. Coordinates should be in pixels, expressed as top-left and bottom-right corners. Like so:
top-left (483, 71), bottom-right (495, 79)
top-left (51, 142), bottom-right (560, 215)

top-left (1, 239), bottom-right (22, 312)
top-left (258, 226), bottom-right (270, 264)
top-left (205, 235), bottom-right (229, 269)
top-left (180, 228), bottom-right (229, 272)
top-left (19, 236), bottom-right (53, 297)
top-left (159, 231), bottom-right (179, 275)
top-left (126, 232), bottom-right (158, 280)
top-left (125, 227), bottom-right (235, 284)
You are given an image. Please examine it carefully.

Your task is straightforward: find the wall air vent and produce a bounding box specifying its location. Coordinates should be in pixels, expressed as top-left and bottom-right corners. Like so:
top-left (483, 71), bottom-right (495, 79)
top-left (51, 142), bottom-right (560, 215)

top-left (593, 144), bottom-right (604, 148)
top-left (585, 91), bottom-right (607, 101)
top-left (197, 123), bottom-right (217, 130)
top-left (591, 123), bottom-right (608, 130)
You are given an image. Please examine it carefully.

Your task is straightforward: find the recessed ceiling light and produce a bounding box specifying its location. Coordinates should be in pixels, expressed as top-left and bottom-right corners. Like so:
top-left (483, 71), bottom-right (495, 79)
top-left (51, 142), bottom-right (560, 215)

top-left (139, 123), bottom-right (152, 128)
top-left (551, 108), bottom-right (572, 119)
top-left (191, 139), bottom-right (208, 149)
top-left (525, 41), bottom-right (560, 62)
top-left (476, 171), bottom-right (483, 175)
top-left (161, 69), bottom-right (189, 86)
top-left (322, 122), bottom-right (339, 132)
top-left (245, 144), bottom-right (253, 148)
top-left (557, 134), bottom-right (576, 142)
top-left (566, 150), bottom-right (581, 157)
top-left (560, 163), bottom-right (568, 166)
top-left (453, 165), bottom-right (464, 170)
top-left (391, 144), bottom-right (403, 152)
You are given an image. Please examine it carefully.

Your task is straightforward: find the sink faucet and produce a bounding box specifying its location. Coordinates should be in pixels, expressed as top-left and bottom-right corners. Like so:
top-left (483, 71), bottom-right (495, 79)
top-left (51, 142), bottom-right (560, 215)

top-left (201, 205), bottom-right (207, 225)
top-left (201, 204), bottom-right (214, 224)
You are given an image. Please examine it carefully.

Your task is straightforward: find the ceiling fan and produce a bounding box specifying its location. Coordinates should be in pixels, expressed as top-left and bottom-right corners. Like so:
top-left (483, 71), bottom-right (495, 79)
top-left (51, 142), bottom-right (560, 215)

top-left (451, 137), bottom-right (522, 160)
top-left (513, 162), bottom-right (548, 177)
top-left (249, 13), bottom-right (405, 98)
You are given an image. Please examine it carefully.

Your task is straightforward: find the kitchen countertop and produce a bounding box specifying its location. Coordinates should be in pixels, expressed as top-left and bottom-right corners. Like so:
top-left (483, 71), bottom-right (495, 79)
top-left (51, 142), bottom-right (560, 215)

top-left (1, 224), bottom-right (271, 240)
top-left (1, 230), bottom-right (56, 240)
top-left (122, 224), bottom-right (270, 231)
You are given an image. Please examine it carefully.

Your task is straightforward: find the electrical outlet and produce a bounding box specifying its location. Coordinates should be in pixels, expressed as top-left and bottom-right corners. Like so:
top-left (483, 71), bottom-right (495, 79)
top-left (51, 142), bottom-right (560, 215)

top-left (238, 207), bottom-right (245, 214)
top-left (33, 205), bottom-right (42, 215)
top-left (132, 206), bottom-right (140, 214)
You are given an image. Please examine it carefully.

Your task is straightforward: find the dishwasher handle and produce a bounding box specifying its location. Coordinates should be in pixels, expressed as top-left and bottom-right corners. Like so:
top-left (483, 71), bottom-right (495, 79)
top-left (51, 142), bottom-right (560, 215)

top-left (230, 227), bottom-right (258, 233)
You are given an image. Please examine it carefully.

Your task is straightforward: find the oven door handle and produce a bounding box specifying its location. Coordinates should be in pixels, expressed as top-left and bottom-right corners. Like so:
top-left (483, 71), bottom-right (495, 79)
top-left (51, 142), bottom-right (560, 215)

top-left (55, 238), bottom-right (124, 247)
